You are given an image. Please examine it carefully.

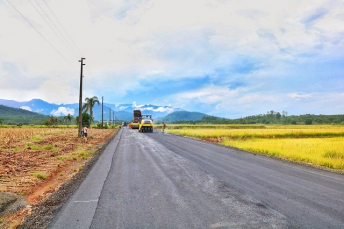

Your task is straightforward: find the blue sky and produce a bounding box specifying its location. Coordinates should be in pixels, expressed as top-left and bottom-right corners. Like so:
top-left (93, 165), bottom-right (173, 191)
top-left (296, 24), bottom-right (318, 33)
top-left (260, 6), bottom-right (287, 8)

top-left (0, 0), bottom-right (343, 118)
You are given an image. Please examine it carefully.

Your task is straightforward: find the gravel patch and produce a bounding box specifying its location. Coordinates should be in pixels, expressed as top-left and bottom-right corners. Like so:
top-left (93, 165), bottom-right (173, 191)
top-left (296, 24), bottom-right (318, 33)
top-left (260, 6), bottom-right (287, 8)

top-left (0, 192), bottom-right (27, 217)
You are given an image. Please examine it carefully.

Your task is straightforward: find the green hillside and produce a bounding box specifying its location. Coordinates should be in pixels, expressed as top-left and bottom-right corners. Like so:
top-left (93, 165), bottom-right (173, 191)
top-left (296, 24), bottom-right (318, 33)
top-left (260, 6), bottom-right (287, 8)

top-left (158, 111), bottom-right (206, 122)
top-left (0, 105), bottom-right (49, 125)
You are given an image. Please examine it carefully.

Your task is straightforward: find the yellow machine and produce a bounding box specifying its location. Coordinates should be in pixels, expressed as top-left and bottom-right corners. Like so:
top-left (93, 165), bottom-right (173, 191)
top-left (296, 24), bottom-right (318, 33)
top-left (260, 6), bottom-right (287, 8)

top-left (139, 115), bottom-right (154, 133)
top-left (131, 110), bottom-right (141, 129)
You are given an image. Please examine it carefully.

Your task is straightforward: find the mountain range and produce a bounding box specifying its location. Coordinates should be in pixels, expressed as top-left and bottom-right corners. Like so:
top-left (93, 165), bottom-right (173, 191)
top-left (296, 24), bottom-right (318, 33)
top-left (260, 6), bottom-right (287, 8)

top-left (0, 99), bottom-right (207, 123)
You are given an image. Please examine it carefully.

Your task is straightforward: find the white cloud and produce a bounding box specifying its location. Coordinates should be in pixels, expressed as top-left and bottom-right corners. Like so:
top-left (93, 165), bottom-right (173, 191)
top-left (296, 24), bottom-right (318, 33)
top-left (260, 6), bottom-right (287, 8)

top-left (1, 0), bottom-right (343, 117)
top-left (152, 107), bottom-right (174, 113)
top-left (118, 106), bottom-right (128, 110)
top-left (50, 107), bottom-right (75, 116)
top-left (288, 93), bottom-right (313, 101)
top-left (20, 106), bottom-right (32, 111)
top-left (132, 101), bottom-right (144, 108)
top-left (140, 106), bottom-right (175, 113)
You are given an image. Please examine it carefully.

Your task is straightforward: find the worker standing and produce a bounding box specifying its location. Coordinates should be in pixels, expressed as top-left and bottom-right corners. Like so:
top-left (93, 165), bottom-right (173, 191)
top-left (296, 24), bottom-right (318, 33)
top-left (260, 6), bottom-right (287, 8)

top-left (83, 126), bottom-right (88, 142)
top-left (162, 122), bottom-right (166, 133)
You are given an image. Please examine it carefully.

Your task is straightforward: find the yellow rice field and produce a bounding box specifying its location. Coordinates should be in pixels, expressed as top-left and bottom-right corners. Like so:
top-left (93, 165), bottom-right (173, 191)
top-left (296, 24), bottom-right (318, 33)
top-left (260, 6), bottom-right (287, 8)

top-left (166, 125), bottom-right (344, 171)
top-left (222, 137), bottom-right (344, 169)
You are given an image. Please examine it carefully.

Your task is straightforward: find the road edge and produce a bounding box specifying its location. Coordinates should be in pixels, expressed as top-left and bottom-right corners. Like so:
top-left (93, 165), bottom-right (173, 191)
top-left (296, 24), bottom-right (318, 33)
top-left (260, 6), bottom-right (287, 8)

top-left (17, 129), bottom-right (119, 229)
top-left (164, 131), bottom-right (344, 175)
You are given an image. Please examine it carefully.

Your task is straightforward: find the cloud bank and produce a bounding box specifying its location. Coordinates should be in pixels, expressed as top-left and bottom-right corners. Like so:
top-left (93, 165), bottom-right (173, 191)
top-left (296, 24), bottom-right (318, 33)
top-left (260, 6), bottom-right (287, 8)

top-left (50, 107), bottom-right (75, 116)
top-left (1, 0), bottom-right (343, 118)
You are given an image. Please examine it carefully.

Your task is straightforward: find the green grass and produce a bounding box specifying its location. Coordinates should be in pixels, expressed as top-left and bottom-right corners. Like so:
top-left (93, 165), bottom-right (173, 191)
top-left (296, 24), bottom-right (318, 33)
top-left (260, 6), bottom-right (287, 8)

top-left (36, 173), bottom-right (46, 179)
top-left (42, 144), bottom-right (59, 151)
top-left (30, 137), bottom-right (42, 142)
top-left (31, 170), bottom-right (46, 179)
top-left (78, 150), bottom-right (91, 160)
top-left (25, 143), bottom-right (59, 151)
top-left (27, 144), bottom-right (41, 150)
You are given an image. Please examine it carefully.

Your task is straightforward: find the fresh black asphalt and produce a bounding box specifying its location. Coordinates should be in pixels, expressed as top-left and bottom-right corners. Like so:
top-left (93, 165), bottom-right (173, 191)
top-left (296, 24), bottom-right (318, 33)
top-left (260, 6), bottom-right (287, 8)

top-left (48, 127), bottom-right (344, 228)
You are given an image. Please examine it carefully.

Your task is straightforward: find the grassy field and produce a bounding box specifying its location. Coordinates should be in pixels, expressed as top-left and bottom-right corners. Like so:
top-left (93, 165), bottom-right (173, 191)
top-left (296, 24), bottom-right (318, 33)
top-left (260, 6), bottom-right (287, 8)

top-left (0, 127), bottom-right (117, 193)
top-left (165, 125), bottom-right (344, 171)
top-left (0, 127), bottom-right (117, 228)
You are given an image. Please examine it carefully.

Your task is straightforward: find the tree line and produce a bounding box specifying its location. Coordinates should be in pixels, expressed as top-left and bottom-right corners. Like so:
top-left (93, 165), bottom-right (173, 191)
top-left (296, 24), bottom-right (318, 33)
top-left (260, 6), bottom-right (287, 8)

top-left (1, 103), bottom-right (343, 126)
top-left (172, 110), bottom-right (344, 125)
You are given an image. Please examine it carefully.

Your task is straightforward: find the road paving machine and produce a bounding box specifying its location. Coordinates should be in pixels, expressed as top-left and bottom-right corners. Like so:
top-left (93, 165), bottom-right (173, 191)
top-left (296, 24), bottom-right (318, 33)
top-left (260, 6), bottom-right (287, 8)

top-left (131, 110), bottom-right (142, 129)
top-left (139, 114), bottom-right (154, 132)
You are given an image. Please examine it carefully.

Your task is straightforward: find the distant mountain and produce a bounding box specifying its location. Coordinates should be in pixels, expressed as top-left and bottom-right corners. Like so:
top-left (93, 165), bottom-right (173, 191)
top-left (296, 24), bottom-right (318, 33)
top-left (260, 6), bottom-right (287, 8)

top-left (0, 104), bottom-right (49, 125)
top-left (157, 111), bottom-right (207, 122)
top-left (0, 99), bottom-right (184, 122)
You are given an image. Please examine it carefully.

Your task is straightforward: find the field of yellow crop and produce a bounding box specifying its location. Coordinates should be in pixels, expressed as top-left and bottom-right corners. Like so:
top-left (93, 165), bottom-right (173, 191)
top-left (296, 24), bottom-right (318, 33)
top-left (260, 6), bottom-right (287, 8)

top-left (166, 125), bottom-right (344, 171)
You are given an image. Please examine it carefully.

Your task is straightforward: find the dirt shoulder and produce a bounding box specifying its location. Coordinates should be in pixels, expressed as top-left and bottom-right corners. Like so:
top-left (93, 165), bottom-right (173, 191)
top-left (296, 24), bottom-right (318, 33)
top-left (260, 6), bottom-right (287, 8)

top-left (0, 127), bottom-right (117, 229)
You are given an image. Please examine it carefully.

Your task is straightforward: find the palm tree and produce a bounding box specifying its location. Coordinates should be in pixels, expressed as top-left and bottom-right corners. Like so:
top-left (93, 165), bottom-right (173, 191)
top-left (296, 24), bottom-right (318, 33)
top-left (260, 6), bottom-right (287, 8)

top-left (82, 96), bottom-right (100, 125)
top-left (64, 114), bottom-right (73, 126)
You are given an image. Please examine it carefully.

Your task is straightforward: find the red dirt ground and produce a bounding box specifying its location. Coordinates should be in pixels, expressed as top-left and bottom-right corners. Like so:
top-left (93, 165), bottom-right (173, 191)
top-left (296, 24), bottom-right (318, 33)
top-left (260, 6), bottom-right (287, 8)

top-left (0, 127), bottom-right (117, 228)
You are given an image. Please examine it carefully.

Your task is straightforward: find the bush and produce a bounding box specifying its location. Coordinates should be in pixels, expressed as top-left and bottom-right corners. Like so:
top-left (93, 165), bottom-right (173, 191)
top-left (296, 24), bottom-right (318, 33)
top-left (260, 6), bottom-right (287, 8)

top-left (305, 119), bottom-right (312, 125)
top-left (75, 112), bottom-right (93, 127)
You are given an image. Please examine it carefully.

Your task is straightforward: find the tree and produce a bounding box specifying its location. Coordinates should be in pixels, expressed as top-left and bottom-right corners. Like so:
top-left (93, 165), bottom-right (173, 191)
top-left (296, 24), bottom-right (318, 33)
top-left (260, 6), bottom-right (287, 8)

top-left (45, 116), bottom-right (59, 127)
top-left (0, 118), bottom-right (3, 125)
top-left (82, 96), bottom-right (100, 125)
top-left (75, 112), bottom-right (93, 128)
top-left (305, 119), bottom-right (312, 125)
top-left (64, 113), bottom-right (73, 126)
top-left (43, 120), bottom-right (52, 127)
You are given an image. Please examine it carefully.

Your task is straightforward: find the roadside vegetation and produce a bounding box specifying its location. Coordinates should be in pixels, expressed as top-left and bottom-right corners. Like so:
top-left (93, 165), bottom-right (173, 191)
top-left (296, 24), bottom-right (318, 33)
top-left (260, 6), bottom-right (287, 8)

top-left (167, 111), bottom-right (344, 125)
top-left (0, 127), bottom-right (117, 228)
top-left (164, 124), bottom-right (344, 171)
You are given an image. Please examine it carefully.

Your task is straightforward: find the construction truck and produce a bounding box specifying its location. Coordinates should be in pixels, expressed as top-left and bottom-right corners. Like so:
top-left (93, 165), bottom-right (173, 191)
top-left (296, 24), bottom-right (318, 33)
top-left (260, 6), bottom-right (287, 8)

top-left (139, 115), bottom-right (154, 133)
top-left (131, 110), bottom-right (142, 129)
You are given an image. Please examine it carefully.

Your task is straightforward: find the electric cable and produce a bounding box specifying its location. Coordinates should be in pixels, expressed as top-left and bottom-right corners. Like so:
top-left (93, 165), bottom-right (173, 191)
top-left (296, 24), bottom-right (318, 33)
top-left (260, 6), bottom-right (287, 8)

top-left (42, 0), bottom-right (84, 56)
top-left (5, 0), bottom-right (76, 69)
top-left (28, 0), bottom-right (77, 58)
top-left (41, 0), bottom-right (101, 96)
top-left (34, 0), bottom-right (79, 57)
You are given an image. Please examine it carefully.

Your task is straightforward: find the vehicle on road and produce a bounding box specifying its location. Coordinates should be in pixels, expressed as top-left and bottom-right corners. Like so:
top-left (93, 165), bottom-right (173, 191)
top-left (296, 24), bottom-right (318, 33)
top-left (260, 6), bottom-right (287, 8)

top-left (139, 115), bottom-right (154, 132)
top-left (131, 110), bottom-right (141, 129)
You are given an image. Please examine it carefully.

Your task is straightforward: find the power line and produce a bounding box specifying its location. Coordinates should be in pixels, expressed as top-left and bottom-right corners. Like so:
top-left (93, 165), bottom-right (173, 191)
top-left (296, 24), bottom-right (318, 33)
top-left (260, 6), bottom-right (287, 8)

top-left (33, 0), bottom-right (79, 57)
top-left (40, 0), bottom-right (102, 95)
top-left (42, 0), bottom-right (84, 56)
top-left (23, 0), bottom-right (101, 99)
top-left (6, 0), bottom-right (74, 68)
top-left (28, 0), bottom-right (77, 58)
top-left (39, 0), bottom-right (102, 95)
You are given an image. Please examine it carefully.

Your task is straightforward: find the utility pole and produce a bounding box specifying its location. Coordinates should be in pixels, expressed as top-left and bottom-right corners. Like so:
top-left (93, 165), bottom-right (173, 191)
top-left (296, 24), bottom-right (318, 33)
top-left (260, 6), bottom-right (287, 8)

top-left (109, 107), bottom-right (111, 126)
top-left (113, 111), bottom-right (115, 125)
top-left (78, 58), bottom-right (85, 137)
top-left (101, 96), bottom-right (104, 127)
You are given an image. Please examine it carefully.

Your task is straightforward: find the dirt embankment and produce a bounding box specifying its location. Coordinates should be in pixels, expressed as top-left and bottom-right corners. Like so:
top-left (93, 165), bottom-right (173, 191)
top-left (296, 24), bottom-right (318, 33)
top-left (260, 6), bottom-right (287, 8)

top-left (0, 128), bottom-right (117, 229)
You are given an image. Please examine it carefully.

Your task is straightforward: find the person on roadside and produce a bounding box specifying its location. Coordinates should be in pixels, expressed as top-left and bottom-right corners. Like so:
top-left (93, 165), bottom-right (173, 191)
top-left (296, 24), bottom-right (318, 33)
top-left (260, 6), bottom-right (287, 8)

top-left (162, 122), bottom-right (166, 133)
top-left (83, 126), bottom-right (88, 142)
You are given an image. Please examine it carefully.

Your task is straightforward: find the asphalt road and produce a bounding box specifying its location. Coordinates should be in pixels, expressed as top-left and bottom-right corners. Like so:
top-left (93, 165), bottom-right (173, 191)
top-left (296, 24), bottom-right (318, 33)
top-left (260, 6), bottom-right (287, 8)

top-left (48, 127), bottom-right (344, 228)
